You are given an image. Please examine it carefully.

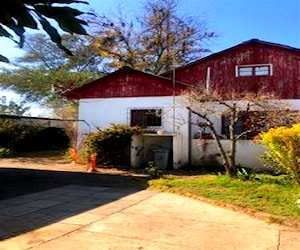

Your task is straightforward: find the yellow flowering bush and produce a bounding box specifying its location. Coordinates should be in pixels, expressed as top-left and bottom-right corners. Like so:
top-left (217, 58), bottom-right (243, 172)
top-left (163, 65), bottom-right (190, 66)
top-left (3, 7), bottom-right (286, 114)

top-left (259, 124), bottom-right (300, 185)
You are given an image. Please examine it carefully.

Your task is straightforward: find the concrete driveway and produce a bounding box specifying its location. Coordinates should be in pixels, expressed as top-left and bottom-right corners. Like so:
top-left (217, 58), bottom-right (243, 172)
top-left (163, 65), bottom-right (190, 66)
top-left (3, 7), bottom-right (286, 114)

top-left (0, 184), bottom-right (299, 250)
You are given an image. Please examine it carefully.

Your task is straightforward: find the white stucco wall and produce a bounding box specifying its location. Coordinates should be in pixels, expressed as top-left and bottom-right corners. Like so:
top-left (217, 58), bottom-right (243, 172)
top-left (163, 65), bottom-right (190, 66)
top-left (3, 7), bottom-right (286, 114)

top-left (192, 139), bottom-right (266, 169)
top-left (189, 99), bottom-right (300, 169)
top-left (77, 96), bottom-right (300, 169)
top-left (78, 96), bottom-right (185, 132)
top-left (78, 96), bottom-right (190, 168)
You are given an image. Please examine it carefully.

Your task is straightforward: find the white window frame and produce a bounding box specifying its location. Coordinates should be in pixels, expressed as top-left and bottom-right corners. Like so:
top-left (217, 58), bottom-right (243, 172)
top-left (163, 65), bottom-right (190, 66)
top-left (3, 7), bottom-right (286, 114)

top-left (235, 63), bottom-right (273, 77)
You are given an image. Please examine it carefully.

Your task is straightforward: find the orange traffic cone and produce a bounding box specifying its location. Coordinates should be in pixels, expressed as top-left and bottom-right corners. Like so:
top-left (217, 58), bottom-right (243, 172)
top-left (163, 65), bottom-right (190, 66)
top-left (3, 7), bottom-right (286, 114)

top-left (69, 147), bottom-right (78, 164)
top-left (87, 152), bottom-right (98, 172)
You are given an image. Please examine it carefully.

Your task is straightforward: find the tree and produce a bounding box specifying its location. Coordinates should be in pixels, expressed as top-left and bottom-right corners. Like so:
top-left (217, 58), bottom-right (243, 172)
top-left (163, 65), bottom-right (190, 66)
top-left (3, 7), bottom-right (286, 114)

top-left (0, 34), bottom-right (102, 117)
top-left (91, 0), bottom-right (216, 74)
top-left (0, 66), bottom-right (96, 118)
top-left (91, 14), bottom-right (144, 72)
top-left (183, 85), bottom-right (298, 177)
top-left (0, 65), bottom-right (98, 103)
top-left (17, 33), bottom-right (102, 72)
top-left (140, 0), bottom-right (215, 73)
top-left (0, 0), bottom-right (89, 63)
top-left (0, 96), bottom-right (30, 116)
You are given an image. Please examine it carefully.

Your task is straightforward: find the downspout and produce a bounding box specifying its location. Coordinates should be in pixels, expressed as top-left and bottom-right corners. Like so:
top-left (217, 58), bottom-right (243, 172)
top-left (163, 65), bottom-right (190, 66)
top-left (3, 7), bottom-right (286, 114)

top-left (188, 108), bottom-right (192, 167)
top-left (172, 66), bottom-right (176, 133)
top-left (206, 66), bottom-right (211, 92)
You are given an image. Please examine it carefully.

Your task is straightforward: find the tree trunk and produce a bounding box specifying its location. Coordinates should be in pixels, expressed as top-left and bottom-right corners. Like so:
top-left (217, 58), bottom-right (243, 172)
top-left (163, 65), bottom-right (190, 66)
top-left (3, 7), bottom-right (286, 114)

top-left (228, 136), bottom-right (237, 177)
top-left (208, 123), bottom-right (231, 173)
top-left (188, 108), bottom-right (231, 174)
top-left (228, 104), bottom-right (237, 177)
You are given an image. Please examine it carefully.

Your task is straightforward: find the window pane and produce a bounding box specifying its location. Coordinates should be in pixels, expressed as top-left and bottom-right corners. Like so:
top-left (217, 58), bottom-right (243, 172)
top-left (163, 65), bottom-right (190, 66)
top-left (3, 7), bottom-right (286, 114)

top-left (146, 109), bottom-right (162, 126)
top-left (221, 115), bottom-right (244, 137)
top-left (130, 109), bottom-right (161, 127)
top-left (255, 66), bottom-right (270, 76)
top-left (238, 67), bottom-right (253, 76)
top-left (131, 110), bottom-right (147, 127)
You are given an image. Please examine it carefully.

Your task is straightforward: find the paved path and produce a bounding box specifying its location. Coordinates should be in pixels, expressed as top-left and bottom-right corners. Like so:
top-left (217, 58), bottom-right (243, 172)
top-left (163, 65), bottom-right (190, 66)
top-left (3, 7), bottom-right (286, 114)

top-left (0, 185), bottom-right (299, 250)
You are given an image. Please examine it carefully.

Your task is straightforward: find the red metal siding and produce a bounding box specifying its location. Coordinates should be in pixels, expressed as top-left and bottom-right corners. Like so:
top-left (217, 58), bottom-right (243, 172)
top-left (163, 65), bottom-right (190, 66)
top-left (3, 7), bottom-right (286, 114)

top-left (67, 69), bottom-right (185, 99)
top-left (67, 41), bottom-right (299, 100)
top-left (169, 43), bottom-right (300, 99)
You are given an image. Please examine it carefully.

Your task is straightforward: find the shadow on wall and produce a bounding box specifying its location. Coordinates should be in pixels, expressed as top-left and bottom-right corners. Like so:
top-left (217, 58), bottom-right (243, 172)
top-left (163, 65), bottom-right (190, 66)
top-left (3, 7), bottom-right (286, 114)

top-left (191, 139), bottom-right (266, 169)
top-left (132, 135), bottom-right (173, 170)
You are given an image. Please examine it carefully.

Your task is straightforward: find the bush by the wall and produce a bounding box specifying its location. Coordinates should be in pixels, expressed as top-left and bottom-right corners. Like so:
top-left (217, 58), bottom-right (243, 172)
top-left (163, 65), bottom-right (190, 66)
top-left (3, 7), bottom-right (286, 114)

top-left (0, 119), bottom-right (70, 152)
top-left (0, 147), bottom-right (13, 158)
top-left (0, 119), bottom-right (22, 149)
top-left (259, 124), bottom-right (300, 185)
top-left (84, 124), bottom-right (144, 167)
top-left (34, 127), bottom-right (70, 150)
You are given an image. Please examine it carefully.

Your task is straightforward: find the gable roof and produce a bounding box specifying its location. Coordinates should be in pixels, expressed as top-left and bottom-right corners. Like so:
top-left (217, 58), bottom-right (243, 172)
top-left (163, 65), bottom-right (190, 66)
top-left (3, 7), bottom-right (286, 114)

top-left (64, 39), bottom-right (299, 100)
top-left (64, 66), bottom-right (188, 99)
top-left (161, 39), bottom-right (300, 76)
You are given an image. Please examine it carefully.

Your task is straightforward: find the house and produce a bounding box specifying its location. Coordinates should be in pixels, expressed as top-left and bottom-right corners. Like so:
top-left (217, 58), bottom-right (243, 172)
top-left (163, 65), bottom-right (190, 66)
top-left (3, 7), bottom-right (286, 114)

top-left (65, 66), bottom-right (190, 169)
top-left (65, 39), bottom-right (300, 169)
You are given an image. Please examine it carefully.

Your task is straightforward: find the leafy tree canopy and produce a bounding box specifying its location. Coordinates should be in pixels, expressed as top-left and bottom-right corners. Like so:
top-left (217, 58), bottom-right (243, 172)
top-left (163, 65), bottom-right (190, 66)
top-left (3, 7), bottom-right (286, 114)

top-left (0, 33), bottom-right (102, 101)
top-left (0, 66), bottom-right (97, 103)
top-left (0, 33), bottom-right (102, 118)
top-left (91, 0), bottom-right (216, 74)
top-left (17, 33), bottom-right (103, 72)
top-left (0, 95), bottom-right (30, 116)
top-left (0, 0), bottom-right (89, 63)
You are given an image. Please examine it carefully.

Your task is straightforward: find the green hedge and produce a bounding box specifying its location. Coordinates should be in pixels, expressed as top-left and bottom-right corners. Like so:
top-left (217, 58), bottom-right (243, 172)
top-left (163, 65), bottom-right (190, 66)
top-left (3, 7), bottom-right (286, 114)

top-left (0, 119), bottom-right (70, 152)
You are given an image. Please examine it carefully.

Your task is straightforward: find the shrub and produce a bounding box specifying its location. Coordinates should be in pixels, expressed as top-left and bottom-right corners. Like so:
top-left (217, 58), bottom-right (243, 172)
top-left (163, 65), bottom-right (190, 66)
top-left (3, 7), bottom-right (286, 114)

top-left (0, 119), bottom-right (70, 152)
top-left (84, 124), bottom-right (144, 167)
top-left (259, 124), bottom-right (300, 185)
top-left (0, 119), bottom-right (22, 149)
top-left (145, 161), bottom-right (163, 179)
top-left (236, 167), bottom-right (258, 181)
top-left (0, 147), bottom-right (13, 158)
top-left (34, 127), bottom-right (70, 150)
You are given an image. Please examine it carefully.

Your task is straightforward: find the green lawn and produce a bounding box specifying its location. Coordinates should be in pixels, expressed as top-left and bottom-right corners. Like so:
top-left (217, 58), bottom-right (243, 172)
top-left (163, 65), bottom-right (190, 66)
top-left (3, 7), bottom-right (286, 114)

top-left (148, 174), bottom-right (300, 225)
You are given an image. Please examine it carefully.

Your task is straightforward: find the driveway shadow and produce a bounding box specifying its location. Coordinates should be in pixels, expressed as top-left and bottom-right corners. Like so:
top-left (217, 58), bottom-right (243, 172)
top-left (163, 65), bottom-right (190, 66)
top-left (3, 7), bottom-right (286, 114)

top-left (0, 168), bottom-right (148, 241)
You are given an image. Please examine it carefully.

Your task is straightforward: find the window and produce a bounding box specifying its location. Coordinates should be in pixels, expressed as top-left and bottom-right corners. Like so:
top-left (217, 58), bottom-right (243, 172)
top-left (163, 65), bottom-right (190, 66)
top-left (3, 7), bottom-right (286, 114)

top-left (221, 110), bottom-right (297, 139)
top-left (236, 64), bottom-right (272, 77)
top-left (130, 109), bottom-right (162, 127)
top-left (221, 115), bottom-right (244, 137)
top-left (255, 66), bottom-right (270, 76)
top-left (238, 67), bottom-right (253, 76)
top-left (221, 111), bottom-right (269, 139)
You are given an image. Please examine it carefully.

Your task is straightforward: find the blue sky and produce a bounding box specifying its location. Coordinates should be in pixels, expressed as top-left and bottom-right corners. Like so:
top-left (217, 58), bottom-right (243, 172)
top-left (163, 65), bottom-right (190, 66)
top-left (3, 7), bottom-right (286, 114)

top-left (97, 0), bottom-right (300, 50)
top-left (86, 0), bottom-right (300, 52)
top-left (0, 0), bottom-right (299, 63)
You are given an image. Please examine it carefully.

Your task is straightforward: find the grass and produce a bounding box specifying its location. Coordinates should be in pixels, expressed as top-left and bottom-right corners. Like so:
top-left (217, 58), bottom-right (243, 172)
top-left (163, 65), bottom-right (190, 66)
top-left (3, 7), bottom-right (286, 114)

top-left (148, 174), bottom-right (300, 226)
